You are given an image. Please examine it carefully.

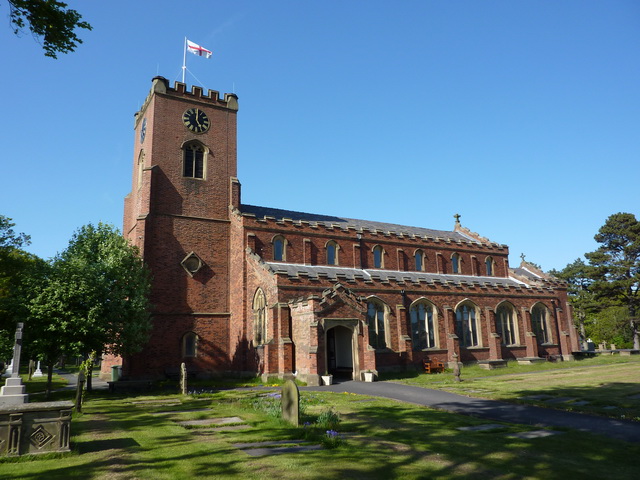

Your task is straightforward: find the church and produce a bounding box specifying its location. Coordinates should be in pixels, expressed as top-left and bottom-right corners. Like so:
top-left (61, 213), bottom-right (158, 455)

top-left (101, 77), bottom-right (580, 385)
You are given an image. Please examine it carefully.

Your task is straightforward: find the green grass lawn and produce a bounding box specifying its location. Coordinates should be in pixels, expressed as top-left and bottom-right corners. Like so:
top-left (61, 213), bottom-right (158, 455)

top-left (1, 382), bottom-right (640, 479)
top-left (383, 355), bottom-right (640, 421)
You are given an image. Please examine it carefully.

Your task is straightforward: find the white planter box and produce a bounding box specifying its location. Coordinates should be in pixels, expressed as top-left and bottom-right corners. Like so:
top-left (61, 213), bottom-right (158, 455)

top-left (321, 375), bottom-right (333, 386)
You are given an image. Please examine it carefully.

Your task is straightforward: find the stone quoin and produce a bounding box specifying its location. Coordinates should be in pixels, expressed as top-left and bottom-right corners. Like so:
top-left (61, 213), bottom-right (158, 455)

top-left (100, 77), bottom-right (580, 386)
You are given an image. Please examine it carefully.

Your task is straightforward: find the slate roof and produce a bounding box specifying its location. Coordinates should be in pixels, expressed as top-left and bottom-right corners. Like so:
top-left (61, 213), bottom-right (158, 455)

top-left (263, 262), bottom-right (528, 288)
top-left (241, 204), bottom-right (478, 243)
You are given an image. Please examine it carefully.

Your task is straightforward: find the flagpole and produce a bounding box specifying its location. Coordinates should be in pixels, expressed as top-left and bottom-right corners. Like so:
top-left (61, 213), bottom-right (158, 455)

top-left (182, 37), bottom-right (187, 84)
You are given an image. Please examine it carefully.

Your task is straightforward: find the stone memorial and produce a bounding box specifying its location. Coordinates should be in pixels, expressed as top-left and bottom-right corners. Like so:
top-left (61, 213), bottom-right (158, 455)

top-left (33, 361), bottom-right (43, 378)
top-left (0, 323), bottom-right (74, 457)
top-left (281, 380), bottom-right (299, 426)
top-left (0, 323), bottom-right (28, 404)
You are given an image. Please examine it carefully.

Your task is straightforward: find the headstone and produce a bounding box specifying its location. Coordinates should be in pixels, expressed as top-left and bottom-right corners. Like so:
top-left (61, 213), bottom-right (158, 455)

top-left (0, 323), bottom-right (28, 404)
top-left (75, 371), bottom-right (85, 413)
top-left (281, 379), bottom-right (299, 426)
top-left (180, 362), bottom-right (188, 395)
top-left (3, 358), bottom-right (13, 377)
top-left (33, 361), bottom-right (43, 378)
top-left (28, 360), bottom-right (35, 381)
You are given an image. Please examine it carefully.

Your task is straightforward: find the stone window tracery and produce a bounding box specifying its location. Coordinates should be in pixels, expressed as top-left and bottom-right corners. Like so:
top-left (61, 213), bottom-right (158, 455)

top-left (456, 302), bottom-right (480, 347)
top-left (410, 300), bottom-right (437, 349)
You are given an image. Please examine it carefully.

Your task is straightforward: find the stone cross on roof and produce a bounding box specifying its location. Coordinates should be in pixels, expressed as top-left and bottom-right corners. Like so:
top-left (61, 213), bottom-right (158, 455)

top-left (454, 213), bottom-right (461, 225)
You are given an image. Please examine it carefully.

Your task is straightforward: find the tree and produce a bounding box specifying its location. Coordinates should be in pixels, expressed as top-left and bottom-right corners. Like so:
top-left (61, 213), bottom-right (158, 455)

top-left (550, 258), bottom-right (598, 348)
top-left (584, 213), bottom-right (640, 349)
top-left (6, 0), bottom-right (92, 58)
top-left (0, 215), bottom-right (33, 363)
top-left (29, 223), bottom-right (151, 395)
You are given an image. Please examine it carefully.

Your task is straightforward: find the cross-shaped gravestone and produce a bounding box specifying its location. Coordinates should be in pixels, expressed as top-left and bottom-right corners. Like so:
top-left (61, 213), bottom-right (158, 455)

top-left (0, 323), bottom-right (29, 404)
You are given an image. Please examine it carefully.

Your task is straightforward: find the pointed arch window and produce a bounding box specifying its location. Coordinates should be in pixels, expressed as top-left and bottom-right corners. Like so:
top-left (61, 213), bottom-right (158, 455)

top-left (410, 300), bottom-right (436, 349)
top-left (366, 299), bottom-right (387, 349)
top-left (531, 304), bottom-right (551, 344)
top-left (183, 142), bottom-right (206, 179)
top-left (456, 302), bottom-right (480, 347)
top-left (253, 289), bottom-right (267, 346)
top-left (485, 256), bottom-right (494, 276)
top-left (273, 235), bottom-right (286, 261)
top-left (496, 304), bottom-right (517, 346)
top-left (326, 241), bottom-right (339, 266)
top-left (451, 253), bottom-right (460, 274)
top-left (182, 332), bottom-right (198, 357)
top-left (414, 250), bottom-right (424, 272)
top-left (373, 245), bottom-right (384, 269)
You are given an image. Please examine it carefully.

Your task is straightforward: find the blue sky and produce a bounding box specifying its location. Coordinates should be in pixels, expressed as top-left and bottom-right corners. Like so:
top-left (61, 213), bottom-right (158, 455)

top-left (0, 1), bottom-right (638, 271)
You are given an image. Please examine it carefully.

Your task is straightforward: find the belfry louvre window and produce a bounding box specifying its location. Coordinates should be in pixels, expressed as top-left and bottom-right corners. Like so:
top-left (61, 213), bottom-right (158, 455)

top-left (184, 143), bottom-right (205, 178)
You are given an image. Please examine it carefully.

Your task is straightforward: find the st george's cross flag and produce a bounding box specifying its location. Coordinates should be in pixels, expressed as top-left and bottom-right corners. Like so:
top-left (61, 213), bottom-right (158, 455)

top-left (187, 40), bottom-right (212, 58)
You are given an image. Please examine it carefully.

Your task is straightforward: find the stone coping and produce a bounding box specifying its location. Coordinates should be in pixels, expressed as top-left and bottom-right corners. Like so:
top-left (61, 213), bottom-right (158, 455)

top-left (0, 400), bottom-right (73, 413)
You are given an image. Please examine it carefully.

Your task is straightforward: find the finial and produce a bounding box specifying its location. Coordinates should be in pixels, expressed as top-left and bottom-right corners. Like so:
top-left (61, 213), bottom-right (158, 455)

top-left (454, 213), bottom-right (461, 225)
top-left (520, 253), bottom-right (526, 263)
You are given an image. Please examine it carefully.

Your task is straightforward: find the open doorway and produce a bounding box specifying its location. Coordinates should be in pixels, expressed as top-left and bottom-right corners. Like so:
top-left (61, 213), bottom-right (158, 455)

top-left (326, 325), bottom-right (354, 380)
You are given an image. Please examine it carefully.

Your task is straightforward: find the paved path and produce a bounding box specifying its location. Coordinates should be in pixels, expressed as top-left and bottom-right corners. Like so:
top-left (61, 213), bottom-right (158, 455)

top-left (303, 380), bottom-right (640, 444)
top-left (54, 369), bottom-right (109, 391)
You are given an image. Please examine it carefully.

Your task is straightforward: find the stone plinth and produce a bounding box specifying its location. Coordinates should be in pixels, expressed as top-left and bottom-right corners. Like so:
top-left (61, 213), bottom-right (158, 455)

top-left (477, 359), bottom-right (508, 370)
top-left (0, 401), bottom-right (73, 456)
top-left (0, 377), bottom-right (29, 404)
top-left (516, 357), bottom-right (546, 365)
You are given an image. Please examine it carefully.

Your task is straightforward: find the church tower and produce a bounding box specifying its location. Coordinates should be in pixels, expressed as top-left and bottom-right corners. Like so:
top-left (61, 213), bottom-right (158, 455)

top-left (122, 77), bottom-right (240, 378)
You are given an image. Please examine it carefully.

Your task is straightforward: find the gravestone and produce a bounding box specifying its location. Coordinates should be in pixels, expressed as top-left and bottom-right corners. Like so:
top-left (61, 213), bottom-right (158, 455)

top-left (180, 362), bottom-right (188, 395)
top-left (0, 323), bottom-right (28, 404)
top-left (33, 361), bottom-right (43, 377)
top-left (281, 380), bottom-right (299, 426)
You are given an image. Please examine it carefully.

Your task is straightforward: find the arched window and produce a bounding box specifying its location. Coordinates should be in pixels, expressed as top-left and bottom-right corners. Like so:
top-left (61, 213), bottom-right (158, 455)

top-left (182, 332), bottom-right (198, 357)
top-left (531, 304), bottom-right (550, 344)
top-left (410, 300), bottom-right (436, 349)
top-left (326, 241), bottom-right (339, 266)
top-left (273, 235), bottom-right (286, 261)
top-left (455, 302), bottom-right (479, 347)
top-left (451, 253), bottom-right (460, 274)
top-left (373, 245), bottom-right (384, 269)
top-left (414, 250), bottom-right (424, 272)
top-left (485, 256), bottom-right (494, 276)
top-left (253, 289), bottom-right (267, 346)
top-left (496, 304), bottom-right (517, 346)
top-left (366, 299), bottom-right (387, 349)
top-left (183, 142), bottom-right (206, 179)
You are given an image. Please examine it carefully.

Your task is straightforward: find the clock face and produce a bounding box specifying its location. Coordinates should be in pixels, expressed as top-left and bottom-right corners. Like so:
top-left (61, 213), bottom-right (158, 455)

top-left (182, 108), bottom-right (210, 134)
top-left (140, 118), bottom-right (147, 143)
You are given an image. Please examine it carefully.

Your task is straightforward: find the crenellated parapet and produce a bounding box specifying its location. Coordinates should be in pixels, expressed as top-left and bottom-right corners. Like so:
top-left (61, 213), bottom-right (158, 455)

top-left (134, 76), bottom-right (238, 127)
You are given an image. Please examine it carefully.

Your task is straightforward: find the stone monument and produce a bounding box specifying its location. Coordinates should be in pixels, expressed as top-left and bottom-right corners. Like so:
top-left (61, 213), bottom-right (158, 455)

top-left (281, 380), bottom-right (299, 426)
top-left (180, 362), bottom-right (188, 395)
top-left (0, 323), bottom-right (28, 404)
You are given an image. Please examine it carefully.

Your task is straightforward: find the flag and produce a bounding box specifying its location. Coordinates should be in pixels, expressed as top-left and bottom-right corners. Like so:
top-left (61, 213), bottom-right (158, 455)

top-left (187, 40), bottom-right (212, 58)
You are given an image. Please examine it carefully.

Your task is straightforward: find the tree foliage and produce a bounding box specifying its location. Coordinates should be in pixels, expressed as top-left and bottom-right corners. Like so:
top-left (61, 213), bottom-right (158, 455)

top-left (28, 223), bottom-right (151, 394)
top-left (6, 0), bottom-right (92, 58)
top-left (584, 213), bottom-right (640, 349)
top-left (556, 213), bottom-right (640, 349)
top-left (0, 215), bottom-right (34, 362)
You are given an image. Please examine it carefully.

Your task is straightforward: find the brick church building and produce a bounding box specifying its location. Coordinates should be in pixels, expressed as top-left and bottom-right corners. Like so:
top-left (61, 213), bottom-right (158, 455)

top-left (102, 77), bottom-right (580, 385)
